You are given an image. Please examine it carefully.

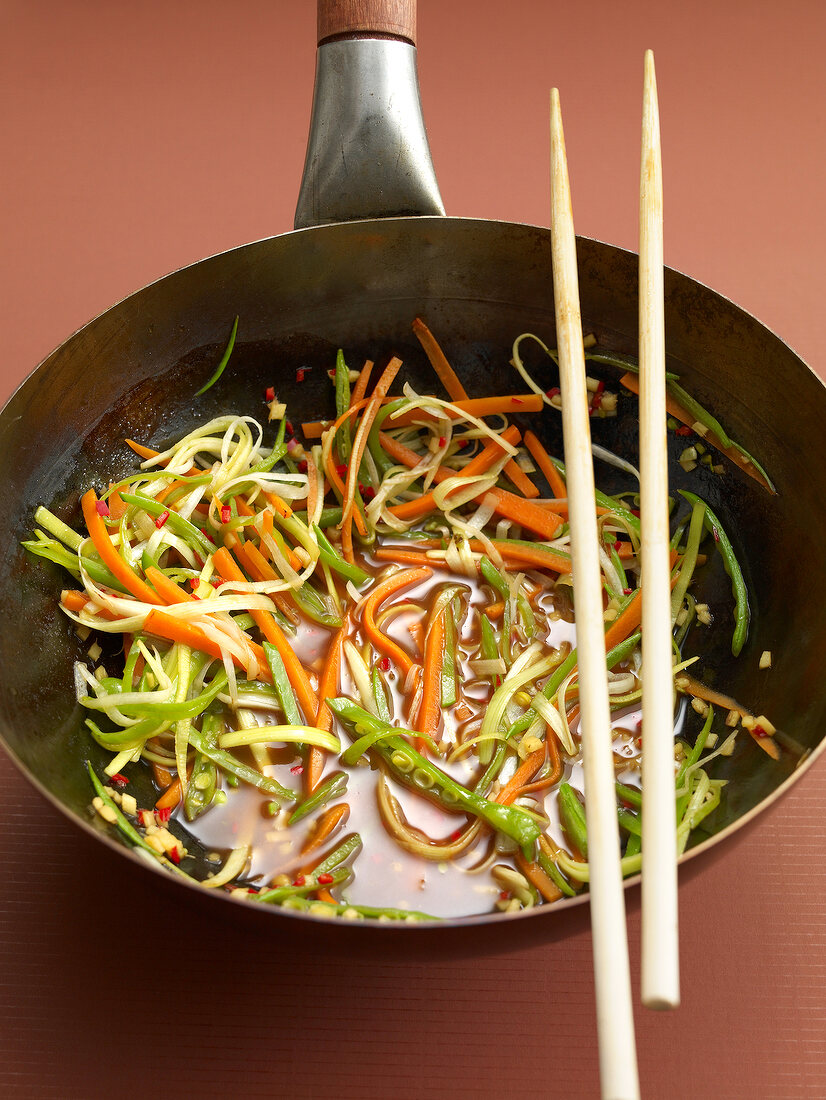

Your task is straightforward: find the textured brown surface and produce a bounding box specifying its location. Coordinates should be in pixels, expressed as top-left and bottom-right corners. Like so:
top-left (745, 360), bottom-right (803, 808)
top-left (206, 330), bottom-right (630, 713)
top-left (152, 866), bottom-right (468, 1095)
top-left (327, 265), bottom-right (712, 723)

top-left (2, 2), bottom-right (825, 1097)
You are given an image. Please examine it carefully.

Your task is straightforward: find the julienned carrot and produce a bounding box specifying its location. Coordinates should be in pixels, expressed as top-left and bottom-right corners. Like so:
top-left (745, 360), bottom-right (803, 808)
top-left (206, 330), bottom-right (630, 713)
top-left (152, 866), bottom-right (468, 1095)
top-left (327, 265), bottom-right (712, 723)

top-left (125, 439), bottom-right (159, 461)
top-left (618, 372), bottom-right (773, 492)
top-left (81, 490), bottom-right (163, 606)
top-left (320, 397), bottom-right (372, 539)
top-left (495, 748), bottom-right (546, 806)
top-left (416, 605), bottom-right (446, 736)
top-left (341, 356), bottom-right (403, 563)
top-left (412, 317), bottom-right (469, 402)
top-left (602, 554), bottom-right (679, 652)
top-left (229, 539), bottom-right (301, 625)
top-left (210, 546), bottom-right (319, 720)
top-left (362, 567), bottom-right (432, 675)
top-left (155, 775), bottom-right (185, 811)
top-left (308, 627), bottom-right (346, 794)
top-left (300, 393), bottom-right (545, 438)
top-left (144, 566), bottom-right (194, 605)
top-left (675, 674), bottom-right (780, 760)
top-left (60, 588), bottom-right (119, 621)
top-left (503, 458), bottom-right (540, 499)
top-left (349, 359), bottom-right (375, 405)
top-left (299, 802), bottom-right (350, 857)
top-left (524, 430), bottom-right (568, 498)
top-left (372, 548), bottom-right (454, 570)
top-left (387, 424), bottom-right (521, 521)
top-left (143, 608), bottom-right (273, 682)
top-left (388, 393), bottom-right (545, 429)
top-left (515, 849), bottom-right (563, 903)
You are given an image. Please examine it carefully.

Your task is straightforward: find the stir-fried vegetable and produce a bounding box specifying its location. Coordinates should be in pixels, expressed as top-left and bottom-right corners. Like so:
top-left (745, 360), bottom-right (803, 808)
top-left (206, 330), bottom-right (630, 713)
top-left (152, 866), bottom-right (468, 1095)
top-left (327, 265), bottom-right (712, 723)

top-left (22, 319), bottom-right (780, 920)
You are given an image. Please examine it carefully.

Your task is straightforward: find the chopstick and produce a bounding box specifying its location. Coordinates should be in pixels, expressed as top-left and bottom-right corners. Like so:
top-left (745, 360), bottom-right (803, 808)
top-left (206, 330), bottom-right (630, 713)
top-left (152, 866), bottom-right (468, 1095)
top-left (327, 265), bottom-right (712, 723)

top-left (638, 50), bottom-right (680, 1010)
top-left (549, 88), bottom-right (640, 1100)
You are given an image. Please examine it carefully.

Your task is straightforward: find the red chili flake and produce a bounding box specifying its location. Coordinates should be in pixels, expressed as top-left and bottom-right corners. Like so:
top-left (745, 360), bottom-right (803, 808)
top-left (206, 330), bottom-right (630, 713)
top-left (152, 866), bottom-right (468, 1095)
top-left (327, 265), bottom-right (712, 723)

top-left (753, 724), bottom-right (769, 738)
top-left (168, 847), bottom-right (181, 865)
top-left (623, 587), bottom-right (632, 595)
top-left (631, 508), bottom-right (641, 517)
top-left (156, 806), bottom-right (171, 823)
top-left (292, 875), bottom-right (306, 887)
top-left (285, 421), bottom-right (294, 435)
top-left (457, 439), bottom-right (468, 449)
top-left (317, 873), bottom-right (334, 885)
top-left (191, 594), bottom-right (201, 601)
top-left (298, 460), bottom-right (309, 473)
top-left (290, 764), bottom-right (304, 775)
top-left (95, 500), bottom-right (110, 517)
top-left (220, 505), bottom-right (232, 524)
top-left (511, 397), bottom-right (524, 406)
top-left (635, 737), bottom-right (643, 748)
top-left (614, 539), bottom-right (622, 551)
top-left (450, 829), bottom-right (463, 841)
top-left (110, 773), bottom-right (129, 788)
top-left (213, 579), bottom-right (224, 588)
top-left (361, 486), bottom-right (376, 501)
top-left (265, 386), bottom-right (275, 402)
top-left (378, 656), bottom-right (391, 672)
top-left (596, 380), bottom-right (606, 394)
top-left (335, 464), bottom-right (347, 477)
top-left (189, 577), bottom-right (199, 588)
top-left (438, 436), bottom-right (447, 447)
top-left (546, 386), bottom-right (560, 398)
top-left (620, 799), bottom-right (634, 809)
top-left (205, 532), bottom-right (216, 544)
top-left (591, 393), bottom-right (602, 410)
top-left (675, 425), bottom-right (693, 437)
top-left (499, 891), bottom-right (511, 901)
top-left (712, 526), bottom-right (720, 543)
top-left (154, 509), bottom-right (170, 529)
top-left (296, 368), bottom-right (306, 382)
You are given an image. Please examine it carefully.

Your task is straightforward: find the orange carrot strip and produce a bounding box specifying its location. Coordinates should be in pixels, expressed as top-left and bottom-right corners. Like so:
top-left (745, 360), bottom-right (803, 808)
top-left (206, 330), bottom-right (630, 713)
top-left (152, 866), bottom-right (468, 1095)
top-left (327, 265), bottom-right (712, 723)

top-left (619, 372), bottom-right (773, 492)
top-left (341, 357), bottom-right (403, 562)
top-left (155, 777), bottom-right (183, 811)
top-left (495, 748), bottom-right (546, 806)
top-left (416, 606), bottom-right (446, 736)
top-left (484, 601), bottom-right (505, 620)
top-left (676, 675), bottom-right (780, 759)
top-left (107, 486), bottom-right (129, 521)
top-left (518, 736), bottom-right (563, 793)
top-left (482, 487), bottom-right (563, 540)
top-left (144, 566), bottom-right (194, 605)
top-left (125, 439), bottom-right (159, 461)
top-left (372, 548), bottom-right (453, 570)
top-left (503, 457), bottom-right (540, 499)
top-left (210, 546), bottom-right (319, 718)
top-left (362, 567), bottom-right (431, 675)
top-left (307, 627), bottom-right (347, 794)
top-left (412, 316), bottom-right (468, 401)
top-left (389, 393), bottom-right (545, 428)
top-left (227, 540), bottom-right (301, 625)
top-left (603, 555), bottom-right (679, 652)
top-left (81, 489), bottom-right (163, 606)
top-left (299, 802), bottom-right (350, 855)
top-left (387, 424), bottom-right (521, 521)
top-left (349, 359), bottom-right (375, 405)
top-left (515, 849), bottom-right (564, 903)
top-left (152, 760), bottom-right (173, 790)
top-left (143, 608), bottom-right (272, 683)
top-left (524, 430), bottom-right (568, 498)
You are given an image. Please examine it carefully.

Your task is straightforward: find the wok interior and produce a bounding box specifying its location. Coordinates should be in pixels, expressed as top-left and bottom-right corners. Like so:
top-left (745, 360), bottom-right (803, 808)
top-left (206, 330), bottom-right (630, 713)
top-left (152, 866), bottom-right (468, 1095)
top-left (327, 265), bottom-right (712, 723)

top-left (2, 218), bottom-right (823, 903)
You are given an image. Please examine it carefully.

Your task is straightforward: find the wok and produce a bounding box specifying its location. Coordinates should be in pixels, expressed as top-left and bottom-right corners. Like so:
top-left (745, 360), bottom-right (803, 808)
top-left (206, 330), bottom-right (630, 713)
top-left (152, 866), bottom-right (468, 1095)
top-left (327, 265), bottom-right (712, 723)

top-left (0, 0), bottom-right (824, 929)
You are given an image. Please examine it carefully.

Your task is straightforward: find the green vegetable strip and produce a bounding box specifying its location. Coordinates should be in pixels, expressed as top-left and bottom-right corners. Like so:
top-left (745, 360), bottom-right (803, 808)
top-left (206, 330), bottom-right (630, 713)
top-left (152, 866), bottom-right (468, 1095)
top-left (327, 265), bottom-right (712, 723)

top-left (195, 315), bottom-right (239, 396)
top-left (372, 668), bottom-right (392, 723)
top-left (22, 536), bottom-right (128, 593)
top-left (263, 642), bottom-right (303, 726)
top-left (536, 847), bottom-right (577, 897)
top-left (312, 525), bottom-right (370, 586)
top-left (615, 781), bottom-right (642, 810)
top-left (617, 809), bottom-right (641, 837)
top-left (81, 669), bottom-right (229, 721)
top-left (313, 833), bottom-right (363, 876)
top-left (670, 499), bottom-right (706, 624)
top-left (33, 505), bottom-right (83, 550)
top-left (328, 698), bottom-right (542, 849)
top-left (254, 867), bottom-right (351, 904)
top-left (625, 833), bottom-right (642, 858)
top-left (366, 398), bottom-right (409, 477)
top-left (666, 379), bottom-right (732, 449)
top-left (184, 714), bottom-right (220, 821)
top-left (558, 783), bottom-right (589, 857)
top-left (119, 491), bottom-right (213, 559)
top-left (289, 771), bottom-right (348, 825)
top-left (334, 349), bottom-right (352, 464)
top-left (440, 599), bottom-right (457, 707)
top-left (680, 491), bottom-right (749, 656)
top-left (187, 723), bottom-right (296, 800)
top-left (276, 896), bottom-right (437, 921)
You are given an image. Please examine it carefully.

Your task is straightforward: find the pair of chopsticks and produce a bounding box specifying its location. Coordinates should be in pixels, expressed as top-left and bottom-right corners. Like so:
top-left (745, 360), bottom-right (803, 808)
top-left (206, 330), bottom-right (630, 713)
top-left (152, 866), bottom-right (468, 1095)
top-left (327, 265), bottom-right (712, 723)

top-left (549, 51), bottom-right (676, 1100)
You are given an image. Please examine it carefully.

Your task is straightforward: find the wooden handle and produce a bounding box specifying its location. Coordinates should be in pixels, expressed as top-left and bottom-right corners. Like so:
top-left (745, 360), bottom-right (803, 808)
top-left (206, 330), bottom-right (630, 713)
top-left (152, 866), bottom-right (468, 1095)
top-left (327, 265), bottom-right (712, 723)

top-left (318, 0), bottom-right (416, 45)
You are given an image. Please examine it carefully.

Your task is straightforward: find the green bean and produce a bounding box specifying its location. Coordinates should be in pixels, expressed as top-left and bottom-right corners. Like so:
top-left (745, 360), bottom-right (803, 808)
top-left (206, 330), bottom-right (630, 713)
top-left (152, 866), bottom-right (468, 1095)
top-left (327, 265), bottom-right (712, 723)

top-left (558, 783), bottom-right (588, 858)
top-left (615, 781), bottom-right (642, 810)
top-left (195, 315), bottom-right (239, 396)
top-left (254, 866), bottom-right (351, 905)
top-left (536, 847), bottom-right (577, 897)
top-left (277, 897), bottom-right (437, 921)
top-left (314, 833), bottom-right (363, 875)
top-left (334, 349), bottom-right (352, 464)
top-left (22, 535), bottom-right (129, 593)
top-left (679, 491), bottom-right (749, 656)
top-left (81, 669), bottom-right (229, 722)
top-left (263, 642), bottom-right (302, 726)
top-left (366, 398), bottom-right (409, 477)
top-left (187, 723), bottom-right (295, 801)
top-left (184, 716), bottom-right (220, 821)
top-left (670, 499), bottom-right (705, 624)
top-left (666, 379), bottom-right (732, 449)
top-left (617, 809), bottom-right (641, 837)
top-left (289, 771), bottom-right (348, 825)
top-left (372, 668), bottom-right (392, 723)
top-left (312, 524), bottom-right (370, 586)
top-left (328, 698), bottom-right (542, 849)
top-left (119, 491), bottom-right (213, 559)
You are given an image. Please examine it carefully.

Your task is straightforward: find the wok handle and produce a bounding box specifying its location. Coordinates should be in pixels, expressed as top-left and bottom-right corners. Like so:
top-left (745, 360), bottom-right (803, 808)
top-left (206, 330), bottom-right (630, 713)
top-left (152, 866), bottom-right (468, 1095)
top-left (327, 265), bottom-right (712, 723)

top-left (318, 0), bottom-right (416, 44)
top-left (294, 0), bottom-right (444, 229)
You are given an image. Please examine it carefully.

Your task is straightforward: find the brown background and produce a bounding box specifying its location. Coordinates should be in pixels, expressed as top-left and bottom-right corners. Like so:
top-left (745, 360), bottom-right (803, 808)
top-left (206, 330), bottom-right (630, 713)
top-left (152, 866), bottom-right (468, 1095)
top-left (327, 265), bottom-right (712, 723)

top-left (2, 1), bottom-right (825, 1097)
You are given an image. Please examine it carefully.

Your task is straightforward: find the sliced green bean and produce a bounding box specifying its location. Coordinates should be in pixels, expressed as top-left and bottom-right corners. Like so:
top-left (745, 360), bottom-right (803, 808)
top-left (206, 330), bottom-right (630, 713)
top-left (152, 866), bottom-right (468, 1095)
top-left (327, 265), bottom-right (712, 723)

top-left (289, 771), bottom-right (348, 825)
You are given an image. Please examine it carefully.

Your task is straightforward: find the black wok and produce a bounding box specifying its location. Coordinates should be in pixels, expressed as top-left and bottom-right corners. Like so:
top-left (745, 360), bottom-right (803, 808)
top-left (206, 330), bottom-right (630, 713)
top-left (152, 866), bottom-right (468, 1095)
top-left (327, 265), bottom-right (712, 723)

top-left (0, 1), bottom-right (823, 928)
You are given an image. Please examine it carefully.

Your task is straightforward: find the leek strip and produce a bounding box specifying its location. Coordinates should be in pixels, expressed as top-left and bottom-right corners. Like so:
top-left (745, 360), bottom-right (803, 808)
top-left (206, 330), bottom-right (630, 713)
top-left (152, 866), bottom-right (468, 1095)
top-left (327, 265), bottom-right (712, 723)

top-left (670, 499), bottom-right (705, 624)
top-left (218, 725), bottom-right (341, 753)
top-left (22, 536), bottom-right (128, 593)
top-left (33, 505), bottom-right (83, 551)
top-left (200, 843), bottom-right (251, 888)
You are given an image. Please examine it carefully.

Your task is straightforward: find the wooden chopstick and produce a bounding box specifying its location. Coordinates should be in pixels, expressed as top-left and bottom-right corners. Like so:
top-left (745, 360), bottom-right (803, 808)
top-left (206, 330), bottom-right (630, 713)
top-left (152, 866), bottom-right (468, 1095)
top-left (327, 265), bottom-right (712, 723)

top-left (639, 49), bottom-right (680, 1011)
top-left (549, 88), bottom-right (640, 1100)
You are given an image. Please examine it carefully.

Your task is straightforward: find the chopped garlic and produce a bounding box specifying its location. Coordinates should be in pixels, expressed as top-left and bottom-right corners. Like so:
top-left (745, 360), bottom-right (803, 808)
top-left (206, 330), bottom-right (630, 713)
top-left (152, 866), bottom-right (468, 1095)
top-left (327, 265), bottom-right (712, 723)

top-left (92, 796), bottom-right (117, 824)
top-left (725, 709), bottom-right (740, 728)
top-left (690, 697), bottom-right (709, 717)
top-left (267, 400), bottom-right (287, 422)
top-left (120, 793), bottom-right (137, 817)
top-left (691, 421), bottom-right (709, 437)
top-left (759, 650), bottom-right (772, 670)
top-left (695, 603), bottom-right (712, 625)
